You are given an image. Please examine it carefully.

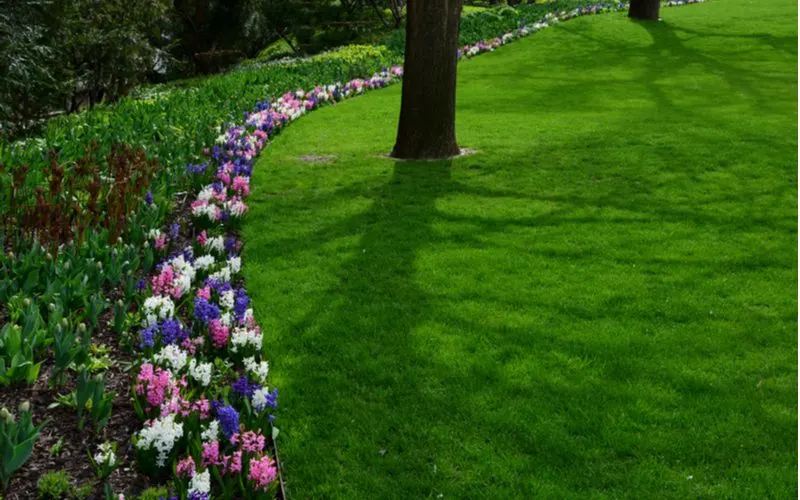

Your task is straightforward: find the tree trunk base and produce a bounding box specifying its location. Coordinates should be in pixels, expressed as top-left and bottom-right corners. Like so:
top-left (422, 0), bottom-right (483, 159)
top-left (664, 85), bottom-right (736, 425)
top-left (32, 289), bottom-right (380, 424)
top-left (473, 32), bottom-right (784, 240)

top-left (628, 0), bottom-right (660, 20)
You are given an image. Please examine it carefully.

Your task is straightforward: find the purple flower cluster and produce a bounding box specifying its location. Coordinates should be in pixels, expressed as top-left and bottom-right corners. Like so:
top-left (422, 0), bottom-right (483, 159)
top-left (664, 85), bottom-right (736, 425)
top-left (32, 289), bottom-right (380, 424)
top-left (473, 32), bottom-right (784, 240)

top-left (232, 375), bottom-right (262, 399)
top-left (193, 298), bottom-right (220, 324)
top-left (217, 405), bottom-right (240, 440)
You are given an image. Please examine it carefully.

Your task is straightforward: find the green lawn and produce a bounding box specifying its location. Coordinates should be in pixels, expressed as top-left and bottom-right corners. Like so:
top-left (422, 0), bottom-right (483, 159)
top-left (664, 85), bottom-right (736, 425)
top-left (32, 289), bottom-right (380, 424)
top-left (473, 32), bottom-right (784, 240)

top-left (242, 0), bottom-right (798, 497)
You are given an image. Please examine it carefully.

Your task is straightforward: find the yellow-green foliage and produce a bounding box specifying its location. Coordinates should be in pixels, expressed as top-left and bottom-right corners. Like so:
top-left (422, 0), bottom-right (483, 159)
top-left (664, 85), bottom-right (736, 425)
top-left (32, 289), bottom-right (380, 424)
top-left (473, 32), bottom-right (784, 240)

top-left (310, 45), bottom-right (394, 65)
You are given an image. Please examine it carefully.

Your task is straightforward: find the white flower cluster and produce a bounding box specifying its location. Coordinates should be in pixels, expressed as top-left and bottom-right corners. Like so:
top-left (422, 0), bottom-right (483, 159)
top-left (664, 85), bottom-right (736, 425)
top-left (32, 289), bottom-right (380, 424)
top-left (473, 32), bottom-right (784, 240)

top-left (166, 253), bottom-right (196, 293)
top-left (142, 296), bottom-right (175, 326)
top-left (244, 356), bottom-right (269, 384)
top-left (220, 289), bottom-right (235, 310)
top-left (93, 442), bottom-right (117, 467)
top-left (188, 358), bottom-right (213, 386)
top-left (252, 387), bottom-right (270, 412)
top-left (193, 254), bottom-right (216, 271)
top-left (201, 420), bottom-right (220, 442)
top-left (153, 345), bottom-right (188, 372)
top-left (206, 235), bottom-right (225, 254)
top-left (231, 327), bottom-right (262, 353)
top-left (208, 256), bottom-right (240, 282)
top-left (189, 469), bottom-right (211, 496)
top-left (192, 202), bottom-right (219, 221)
top-left (135, 414), bottom-right (184, 467)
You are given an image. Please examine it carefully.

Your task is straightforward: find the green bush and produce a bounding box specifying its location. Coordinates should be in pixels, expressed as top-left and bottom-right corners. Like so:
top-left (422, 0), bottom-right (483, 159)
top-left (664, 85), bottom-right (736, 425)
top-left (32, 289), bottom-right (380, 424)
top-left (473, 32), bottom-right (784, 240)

top-left (459, 1), bottom-right (584, 45)
top-left (37, 470), bottom-right (71, 499)
top-left (71, 483), bottom-right (93, 500)
top-left (254, 38), bottom-right (299, 62)
top-left (137, 486), bottom-right (170, 500)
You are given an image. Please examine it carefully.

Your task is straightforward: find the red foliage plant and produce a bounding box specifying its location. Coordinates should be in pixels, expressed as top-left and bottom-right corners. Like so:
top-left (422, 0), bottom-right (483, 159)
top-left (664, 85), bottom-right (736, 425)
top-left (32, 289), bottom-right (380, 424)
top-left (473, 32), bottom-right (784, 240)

top-left (1, 143), bottom-right (158, 253)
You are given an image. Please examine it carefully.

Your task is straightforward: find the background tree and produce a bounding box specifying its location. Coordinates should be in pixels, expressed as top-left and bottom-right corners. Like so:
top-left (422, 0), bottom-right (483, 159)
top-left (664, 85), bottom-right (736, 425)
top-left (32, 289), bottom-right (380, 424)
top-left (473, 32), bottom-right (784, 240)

top-left (0, 2), bottom-right (66, 139)
top-left (628, 0), bottom-right (660, 20)
top-left (391, 0), bottom-right (462, 160)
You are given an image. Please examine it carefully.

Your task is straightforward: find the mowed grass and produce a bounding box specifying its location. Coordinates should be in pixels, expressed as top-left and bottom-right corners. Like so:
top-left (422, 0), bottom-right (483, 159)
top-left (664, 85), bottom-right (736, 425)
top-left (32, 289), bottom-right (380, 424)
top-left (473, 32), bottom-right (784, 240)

top-left (242, 0), bottom-right (797, 497)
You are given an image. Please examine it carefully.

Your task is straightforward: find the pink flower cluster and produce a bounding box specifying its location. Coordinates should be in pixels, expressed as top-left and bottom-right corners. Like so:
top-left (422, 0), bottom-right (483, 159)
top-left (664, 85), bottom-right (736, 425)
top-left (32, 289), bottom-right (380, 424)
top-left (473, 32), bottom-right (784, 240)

top-left (151, 265), bottom-right (182, 298)
top-left (136, 363), bottom-right (180, 409)
top-left (249, 455), bottom-right (277, 492)
top-left (209, 319), bottom-right (230, 349)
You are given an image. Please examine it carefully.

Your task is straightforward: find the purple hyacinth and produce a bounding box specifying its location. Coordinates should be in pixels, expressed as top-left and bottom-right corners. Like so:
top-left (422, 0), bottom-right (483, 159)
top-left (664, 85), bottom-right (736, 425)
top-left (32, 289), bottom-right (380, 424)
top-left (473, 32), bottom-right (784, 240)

top-left (136, 279), bottom-right (147, 292)
top-left (217, 405), bottom-right (240, 440)
top-left (140, 325), bottom-right (157, 349)
top-left (232, 375), bottom-right (261, 399)
top-left (224, 236), bottom-right (238, 255)
top-left (233, 288), bottom-right (249, 322)
top-left (169, 223), bottom-right (180, 240)
top-left (265, 388), bottom-right (278, 409)
top-left (159, 319), bottom-right (186, 345)
top-left (188, 493), bottom-right (209, 500)
top-left (193, 298), bottom-right (220, 324)
top-left (144, 191), bottom-right (153, 205)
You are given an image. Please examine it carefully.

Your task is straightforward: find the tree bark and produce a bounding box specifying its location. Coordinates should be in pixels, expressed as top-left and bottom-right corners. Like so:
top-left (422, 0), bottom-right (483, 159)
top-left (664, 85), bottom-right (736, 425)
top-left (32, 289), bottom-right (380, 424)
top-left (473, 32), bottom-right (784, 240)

top-left (391, 0), bottom-right (462, 160)
top-left (628, 0), bottom-right (660, 21)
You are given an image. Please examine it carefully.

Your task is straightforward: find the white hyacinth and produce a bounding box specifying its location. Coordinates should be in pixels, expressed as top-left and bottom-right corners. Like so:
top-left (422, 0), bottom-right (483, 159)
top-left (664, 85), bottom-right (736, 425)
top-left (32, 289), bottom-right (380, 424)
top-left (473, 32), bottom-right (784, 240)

top-left (207, 235), bottom-right (225, 254)
top-left (231, 327), bottom-right (262, 353)
top-left (153, 345), bottom-right (188, 372)
top-left (252, 387), bottom-right (269, 412)
top-left (244, 356), bottom-right (269, 384)
top-left (189, 358), bottom-right (213, 387)
top-left (93, 442), bottom-right (116, 467)
top-left (197, 185), bottom-right (215, 202)
top-left (142, 296), bottom-right (175, 326)
top-left (200, 420), bottom-right (219, 442)
top-left (220, 290), bottom-right (235, 310)
top-left (193, 255), bottom-right (216, 271)
top-left (135, 414), bottom-right (183, 467)
top-left (189, 469), bottom-right (211, 496)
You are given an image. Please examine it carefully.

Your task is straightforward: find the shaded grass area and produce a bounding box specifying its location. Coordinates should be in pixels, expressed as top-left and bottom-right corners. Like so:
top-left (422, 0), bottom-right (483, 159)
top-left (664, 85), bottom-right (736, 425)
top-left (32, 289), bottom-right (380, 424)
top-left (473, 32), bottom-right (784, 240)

top-left (243, 0), bottom-right (797, 497)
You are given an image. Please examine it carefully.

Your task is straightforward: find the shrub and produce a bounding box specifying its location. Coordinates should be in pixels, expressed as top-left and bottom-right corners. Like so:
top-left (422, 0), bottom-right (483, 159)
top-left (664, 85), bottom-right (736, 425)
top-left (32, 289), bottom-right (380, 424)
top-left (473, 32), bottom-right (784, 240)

top-left (137, 486), bottom-right (170, 500)
top-left (36, 470), bottom-right (71, 499)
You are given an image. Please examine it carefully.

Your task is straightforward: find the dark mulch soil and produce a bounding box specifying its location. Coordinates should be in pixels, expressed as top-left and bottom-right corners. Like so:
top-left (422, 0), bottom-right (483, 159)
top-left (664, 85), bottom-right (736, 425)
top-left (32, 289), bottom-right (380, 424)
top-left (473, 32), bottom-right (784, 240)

top-left (0, 309), bottom-right (153, 500)
top-left (1, 192), bottom-right (286, 499)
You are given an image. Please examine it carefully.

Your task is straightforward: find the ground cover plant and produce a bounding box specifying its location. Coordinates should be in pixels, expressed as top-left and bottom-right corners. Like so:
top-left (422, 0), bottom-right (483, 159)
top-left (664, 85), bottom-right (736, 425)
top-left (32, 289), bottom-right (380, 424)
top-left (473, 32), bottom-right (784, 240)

top-left (241, 0), bottom-right (797, 497)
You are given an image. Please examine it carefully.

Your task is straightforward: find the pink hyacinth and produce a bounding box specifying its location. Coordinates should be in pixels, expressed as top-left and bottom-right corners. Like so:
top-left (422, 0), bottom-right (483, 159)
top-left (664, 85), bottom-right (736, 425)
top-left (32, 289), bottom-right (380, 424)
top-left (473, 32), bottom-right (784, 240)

top-left (135, 363), bottom-right (175, 408)
top-left (154, 234), bottom-right (168, 250)
top-left (249, 455), bottom-right (277, 491)
top-left (202, 440), bottom-right (222, 466)
top-left (228, 450), bottom-right (243, 474)
top-left (232, 176), bottom-right (250, 196)
top-left (191, 199), bottom-right (208, 210)
top-left (182, 337), bottom-right (197, 355)
top-left (217, 171), bottom-right (231, 186)
top-left (209, 319), bottom-right (230, 348)
top-left (197, 230), bottom-right (208, 245)
top-left (177, 456), bottom-right (196, 478)
top-left (241, 431), bottom-right (266, 453)
top-left (151, 265), bottom-right (175, 296)
top-left (193, 398), bottom-right (211, 419)
top-left (196, 285), bottom-right (211, 301)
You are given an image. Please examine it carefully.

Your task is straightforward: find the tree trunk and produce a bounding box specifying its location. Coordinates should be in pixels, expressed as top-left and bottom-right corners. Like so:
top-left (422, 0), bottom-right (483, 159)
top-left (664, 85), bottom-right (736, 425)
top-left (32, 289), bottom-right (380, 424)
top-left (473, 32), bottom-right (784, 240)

top-left (391, 0), bottom-right (462, 160)
top-left (628, 0), bottom-right (660, 20)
